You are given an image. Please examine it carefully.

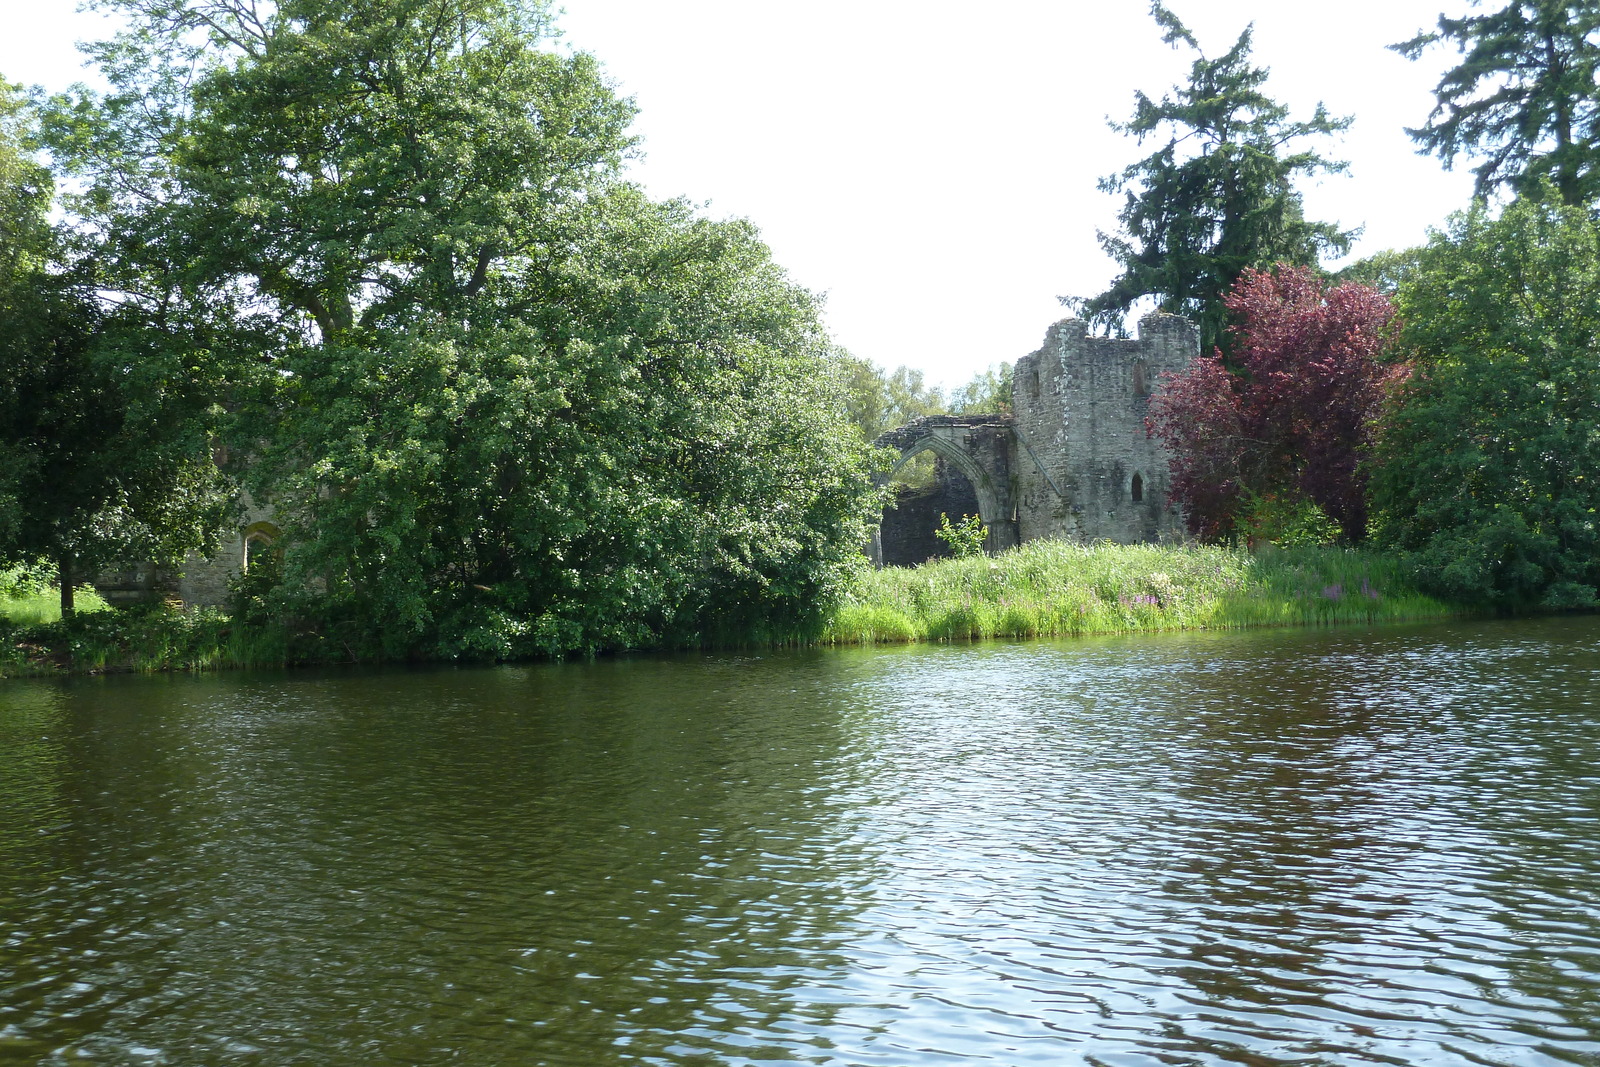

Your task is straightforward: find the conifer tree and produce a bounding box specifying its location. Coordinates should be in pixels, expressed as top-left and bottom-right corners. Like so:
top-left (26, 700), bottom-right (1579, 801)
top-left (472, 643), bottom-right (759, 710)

top-left (1395, 1), bottom-right (1600, 206)
top-left (1072, 3), bottom-right (1353, 353)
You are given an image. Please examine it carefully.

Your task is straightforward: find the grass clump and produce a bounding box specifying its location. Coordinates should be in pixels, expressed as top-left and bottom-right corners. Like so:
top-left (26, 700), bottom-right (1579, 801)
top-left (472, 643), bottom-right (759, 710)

top-left (1, 565), bottom-right (111, 626)
top-left (822, 540), bottom-right (1455, 644)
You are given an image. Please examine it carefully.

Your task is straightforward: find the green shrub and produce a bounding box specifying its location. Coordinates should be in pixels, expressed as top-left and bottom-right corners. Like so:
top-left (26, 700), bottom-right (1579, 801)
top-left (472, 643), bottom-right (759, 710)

top-left (934, 513), bottom-right (988, 559)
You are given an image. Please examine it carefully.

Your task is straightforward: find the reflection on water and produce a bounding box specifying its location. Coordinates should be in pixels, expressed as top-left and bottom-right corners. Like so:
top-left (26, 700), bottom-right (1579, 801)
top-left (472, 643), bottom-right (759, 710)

top-left (3, 617), bottom-right (1600, 1065)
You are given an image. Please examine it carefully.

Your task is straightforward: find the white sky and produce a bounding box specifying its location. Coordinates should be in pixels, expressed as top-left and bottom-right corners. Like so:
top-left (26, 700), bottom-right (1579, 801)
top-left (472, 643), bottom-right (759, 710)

top-left (2, 0), bottom-right (1478, 388)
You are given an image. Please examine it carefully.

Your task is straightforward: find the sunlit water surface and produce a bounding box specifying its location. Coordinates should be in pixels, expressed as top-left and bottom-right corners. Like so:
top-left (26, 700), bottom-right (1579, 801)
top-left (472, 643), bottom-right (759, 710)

top-left (4, 617), bottom-right (1600, 1065)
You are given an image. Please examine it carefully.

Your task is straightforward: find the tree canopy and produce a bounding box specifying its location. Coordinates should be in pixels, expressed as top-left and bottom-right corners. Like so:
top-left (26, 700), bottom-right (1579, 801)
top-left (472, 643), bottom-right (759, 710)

top-left (0, 81), bottom-right (229, 615)
top-left (1070, 2), bottom-right (1353, 354)
top-left (36, 0), bottom-right (881, 654)
top-left (1371, 189), bottom-right (1600, 608)
top-left (1146, 266), bottom-right (1401, 543)
top-left (1394, 1), bottom-right (1600, 206)
top-left (837, 359), bottom-right (1013, 443)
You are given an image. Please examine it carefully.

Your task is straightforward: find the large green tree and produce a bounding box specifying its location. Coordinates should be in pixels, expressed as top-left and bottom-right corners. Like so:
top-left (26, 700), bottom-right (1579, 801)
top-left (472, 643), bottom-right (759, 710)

top-left (1072, 2), bottom-right (1353, 353)
top-left (54, 0), bottom-right (878, 654)
top-left (1371, 189), bottom-right (1600, 608)
top-left (0, 80), bottom-right (228, 616)
top-left (1395, 2), bottom-right (1600, 206)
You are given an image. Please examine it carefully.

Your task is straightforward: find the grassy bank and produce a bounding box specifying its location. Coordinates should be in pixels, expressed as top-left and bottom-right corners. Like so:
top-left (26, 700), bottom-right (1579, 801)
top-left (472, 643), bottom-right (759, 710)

top-left (1, 586), bottom-right (111, 626)
top-left (2, 542), bottom-right (1463, 677)
top-left (823, 540), bottom-right (1458, 644)
top-left (0, 605), bottom-right (297, 677)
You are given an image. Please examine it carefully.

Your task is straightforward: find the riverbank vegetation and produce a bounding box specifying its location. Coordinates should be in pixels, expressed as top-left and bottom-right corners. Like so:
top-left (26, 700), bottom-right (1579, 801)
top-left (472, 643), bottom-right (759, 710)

top-left (2, 541), bottom-right (1459, 676)
top-left (2, 0), bottom-right (882, 653)
top-left (825, 542), bottom-right (1453, 645)
top-left (5, 1), bottom-right (1600, 676)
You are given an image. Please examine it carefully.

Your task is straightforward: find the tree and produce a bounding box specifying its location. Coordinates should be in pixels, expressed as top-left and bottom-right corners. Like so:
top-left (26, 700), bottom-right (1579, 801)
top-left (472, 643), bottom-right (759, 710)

top-left (0, 80), bottom-right (228, 617)
top-left (835, 357), bottom-right (948, 440)
top-left (1394, 2), bottom-right (1600, 206)
top-left (1146, 266), bottom-right (1401, 542)
top-left (1370, 190), bottom-right (1600, 608)
top-left (1071, 2), bottom-right (1353, 353)
top-left (947, 363), bottom-right (1012, 415)
top-left (836, 358), bottom-right (1013, 444)
top-left (53, 0), bottom-right (879, 654)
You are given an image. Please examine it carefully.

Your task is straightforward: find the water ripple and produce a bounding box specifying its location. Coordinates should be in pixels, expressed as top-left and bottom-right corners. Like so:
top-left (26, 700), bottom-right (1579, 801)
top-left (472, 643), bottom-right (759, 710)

top-left (4, 619), bottom-right (1600, 1064)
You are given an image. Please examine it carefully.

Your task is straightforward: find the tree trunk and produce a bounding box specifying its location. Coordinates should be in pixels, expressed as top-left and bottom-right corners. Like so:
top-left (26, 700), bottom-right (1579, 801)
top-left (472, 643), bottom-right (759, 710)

top-left (59, 555), bottom-right (75, 620)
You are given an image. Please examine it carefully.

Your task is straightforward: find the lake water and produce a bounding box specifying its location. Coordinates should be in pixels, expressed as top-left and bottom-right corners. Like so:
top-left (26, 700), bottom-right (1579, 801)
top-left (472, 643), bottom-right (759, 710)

top-left (3, 617), bottom-right (1600, 1066)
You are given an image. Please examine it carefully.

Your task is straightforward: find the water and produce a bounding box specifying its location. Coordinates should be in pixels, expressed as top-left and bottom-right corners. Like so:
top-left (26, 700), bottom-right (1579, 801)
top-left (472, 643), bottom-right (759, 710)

top-left (3, 617), bottom-right (1600, 1065)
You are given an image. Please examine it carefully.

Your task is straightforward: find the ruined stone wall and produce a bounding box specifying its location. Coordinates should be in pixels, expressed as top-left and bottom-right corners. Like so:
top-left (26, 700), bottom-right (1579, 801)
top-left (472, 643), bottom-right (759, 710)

top-left (878, 458), bottom-right (982, 567)
top-left (94, 491), bottom-right (277, 610)
top-left (1010, 312), bottom-right (1198, 544)
top-left (872, 414), bottom-right (1019, 563)
top-left (175, 492), bottom-right (277, 608)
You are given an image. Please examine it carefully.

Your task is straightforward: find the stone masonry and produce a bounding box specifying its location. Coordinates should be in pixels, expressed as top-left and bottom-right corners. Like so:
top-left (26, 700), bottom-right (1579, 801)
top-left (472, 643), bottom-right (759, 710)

top-left (93, 491), bottom-right (278, 609)
top-left (873, 415), bottom-right (1017, 565)
top-left (873, 312), bottom-right (1199, 562)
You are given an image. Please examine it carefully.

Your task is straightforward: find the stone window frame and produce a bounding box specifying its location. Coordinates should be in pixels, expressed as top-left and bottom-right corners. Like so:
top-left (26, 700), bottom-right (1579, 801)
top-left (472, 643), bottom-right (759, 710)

top-left (242, 521), bottom-right (282, 573)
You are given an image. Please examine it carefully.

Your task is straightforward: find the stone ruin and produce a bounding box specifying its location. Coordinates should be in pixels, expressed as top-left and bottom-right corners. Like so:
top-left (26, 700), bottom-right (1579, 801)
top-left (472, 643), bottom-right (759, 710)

top-left (93, 492), bottom-right (278, 610)
top-left (872, 312), bottom-right (1199, 566)
top-left (95, 312), bottom-right (1202, 604)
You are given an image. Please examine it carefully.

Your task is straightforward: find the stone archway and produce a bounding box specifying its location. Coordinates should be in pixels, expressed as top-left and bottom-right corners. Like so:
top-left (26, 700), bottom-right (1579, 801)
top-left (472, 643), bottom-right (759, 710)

top-left (871, 414), bottom-right (1018, 564)
top-left (241, 521), bottom-right (282, 573)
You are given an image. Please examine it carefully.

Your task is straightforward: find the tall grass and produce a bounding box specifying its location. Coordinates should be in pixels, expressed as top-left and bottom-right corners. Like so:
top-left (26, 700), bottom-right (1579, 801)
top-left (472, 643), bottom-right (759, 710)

top-left (0, 542), bottom-right (1463, 676)
top-left (0, 586), bottom-right (110, 625)
top-left (823, 540), bottom-right (1456, 644)
top-left (1, 603), bottom-right (294, 677)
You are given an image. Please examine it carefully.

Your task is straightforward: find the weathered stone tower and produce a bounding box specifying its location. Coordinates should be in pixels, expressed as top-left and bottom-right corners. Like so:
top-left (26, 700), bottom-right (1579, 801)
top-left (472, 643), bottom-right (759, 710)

top-left (1010, 312), bottom-right (1198, 544)
top-left (874, 312), bottom-right (1199, 564)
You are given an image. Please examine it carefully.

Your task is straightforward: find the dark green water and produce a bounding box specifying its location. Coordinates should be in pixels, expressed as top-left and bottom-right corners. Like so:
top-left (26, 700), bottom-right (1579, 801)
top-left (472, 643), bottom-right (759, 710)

top-left (4, 617), bottom-right (1600, 1066)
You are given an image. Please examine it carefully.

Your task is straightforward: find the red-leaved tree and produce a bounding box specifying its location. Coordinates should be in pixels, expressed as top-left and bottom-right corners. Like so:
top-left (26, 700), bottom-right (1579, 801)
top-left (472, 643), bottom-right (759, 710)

top-left (1146, 266), bottom-right (1403, 542)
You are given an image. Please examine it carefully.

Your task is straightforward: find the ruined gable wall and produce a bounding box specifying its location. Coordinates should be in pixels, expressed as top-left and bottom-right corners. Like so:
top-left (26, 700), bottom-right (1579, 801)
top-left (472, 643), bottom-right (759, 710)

top-left (1009, 322), bottom-right (1075, 543)
top-left (1012, 313), bottom-right (1198, 544)
top-left (873, 415), bottom-right (1019, 557)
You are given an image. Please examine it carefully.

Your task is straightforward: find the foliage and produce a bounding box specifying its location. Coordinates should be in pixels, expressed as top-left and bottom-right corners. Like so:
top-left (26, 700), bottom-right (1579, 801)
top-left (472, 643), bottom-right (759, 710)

top-left (1146, 266), bottom-right (1402, 542)
top-left (836, 356), bottom-right (949, 440)
top-left (837, 358), bottom-right (1012, 441)
top-left (0, 603), bottom-right (283, 676)
top-left (1394, 2), bottom-right (1600, 206)
top-left (1371, 190), bottom-right (1600, 608)
top-left (1236, 489), bottom-right (1342, 549)
top-left (0, 540), bottom-right (1459, 676)
top-left (48, 0), bottom-right (880, 656)
top-left (0, 81), bottom-right (230, 611)
top-left (824, 540), bottom-right (1454, 645)
top-left (947, 362), bottom-right (1012, 415)
top-left (1, 582), bottom-right (110, 626)
top-left (934, 512), bottom-right (988, 559)
top-left (0, 81), bottom-right (51, 285)
top-left (1069, 2), bottom-right (1353, 353)
top-left (1330, 246), bottom-right (1427, 295)
top-left (0, 563), bottom-right (52, 599)
top-left (888, 450), bottom-right (940, 492)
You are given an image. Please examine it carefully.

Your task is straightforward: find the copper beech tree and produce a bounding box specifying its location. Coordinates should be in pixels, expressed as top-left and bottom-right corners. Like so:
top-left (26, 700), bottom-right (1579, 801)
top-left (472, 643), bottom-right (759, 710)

top-left (1145, 266), bottom-right (1404, 543)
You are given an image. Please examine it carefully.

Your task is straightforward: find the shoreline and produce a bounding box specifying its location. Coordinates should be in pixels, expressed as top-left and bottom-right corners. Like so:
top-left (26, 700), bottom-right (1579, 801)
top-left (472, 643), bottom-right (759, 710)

top-left (2, 542), bottom-right (1473, 678)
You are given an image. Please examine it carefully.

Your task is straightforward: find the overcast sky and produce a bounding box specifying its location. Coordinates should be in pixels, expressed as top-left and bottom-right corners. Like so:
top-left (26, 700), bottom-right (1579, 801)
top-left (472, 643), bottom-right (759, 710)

top-left (3, 1), bottom-right (1479, 388)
